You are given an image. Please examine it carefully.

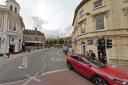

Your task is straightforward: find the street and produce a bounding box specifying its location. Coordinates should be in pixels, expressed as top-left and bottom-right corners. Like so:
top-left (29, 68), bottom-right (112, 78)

top-left (0, 48), bottom-right (67, 84)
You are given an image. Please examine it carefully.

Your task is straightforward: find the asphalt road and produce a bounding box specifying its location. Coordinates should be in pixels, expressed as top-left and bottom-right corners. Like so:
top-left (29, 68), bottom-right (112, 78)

top-left (0, 48), bottom-right (67, 84)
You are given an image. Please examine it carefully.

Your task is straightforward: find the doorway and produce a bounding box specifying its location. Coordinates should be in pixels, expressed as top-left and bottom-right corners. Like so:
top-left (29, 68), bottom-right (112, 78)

top-left (9, 45), bottom-right (15, 53)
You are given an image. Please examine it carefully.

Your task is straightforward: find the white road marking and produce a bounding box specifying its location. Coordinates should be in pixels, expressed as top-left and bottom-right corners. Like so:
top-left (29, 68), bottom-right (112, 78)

top-left (51, 58), bottom-right (65, 62)
top-left (18, 56), bottom-right (28, 69)
top-left (23, 73), bottom-right (41, 85)
top-left (41, 68), bottom-right (68, 76)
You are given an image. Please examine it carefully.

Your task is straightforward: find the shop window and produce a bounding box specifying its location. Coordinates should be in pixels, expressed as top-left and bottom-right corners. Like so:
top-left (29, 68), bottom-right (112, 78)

top-left (94, 0), bottom-right (102, 9)
top-left (95, 15), bottom-right (105, 30)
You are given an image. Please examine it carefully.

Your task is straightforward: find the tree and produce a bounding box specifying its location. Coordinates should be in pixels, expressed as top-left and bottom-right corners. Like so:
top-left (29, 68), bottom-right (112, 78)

top-left (53, 39), bottom-right (57, 44)
top-left (58, 38), bottom-right (64, 44)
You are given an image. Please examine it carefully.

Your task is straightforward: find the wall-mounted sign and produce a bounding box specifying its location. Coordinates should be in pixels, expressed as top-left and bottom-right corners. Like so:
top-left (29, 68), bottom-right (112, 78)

top-left (87, 38), bottom-right (93, 45)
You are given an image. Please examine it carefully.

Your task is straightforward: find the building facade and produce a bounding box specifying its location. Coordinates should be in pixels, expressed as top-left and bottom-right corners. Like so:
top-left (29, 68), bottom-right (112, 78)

top-left (63, 36), bottom-right (72, 47)
top-left (0, 0), bottom-right (25, 55)
top-left (23, 28), bottom-right (46, 51)
top-left (72, 0), bottom-right (128, 65)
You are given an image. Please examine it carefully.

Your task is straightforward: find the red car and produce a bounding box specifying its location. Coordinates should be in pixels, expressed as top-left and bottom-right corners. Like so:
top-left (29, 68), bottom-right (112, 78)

top-left (66, 54), bottom-right (128, 85)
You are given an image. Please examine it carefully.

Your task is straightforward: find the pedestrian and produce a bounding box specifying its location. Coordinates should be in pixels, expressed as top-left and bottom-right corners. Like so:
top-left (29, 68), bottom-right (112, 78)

top-left (88, 50), bottom-right (96, 59)
top-left (63, 46), bottom-right (69, 56)
top-left (7, 53), bottom-right (10, 58)
top-left (68, 46), bottom-right (73, 54)
top-left (99, 53), bottom-right (107, 65)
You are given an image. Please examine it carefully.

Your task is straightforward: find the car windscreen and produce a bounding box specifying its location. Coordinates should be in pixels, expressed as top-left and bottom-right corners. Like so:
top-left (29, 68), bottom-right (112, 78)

top-left (89, 59), bottom-right (106, 68)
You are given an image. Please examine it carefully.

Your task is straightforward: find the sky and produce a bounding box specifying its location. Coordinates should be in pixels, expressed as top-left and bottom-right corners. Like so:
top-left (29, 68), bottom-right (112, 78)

top-left (0, 0), bottom-right (82, 38)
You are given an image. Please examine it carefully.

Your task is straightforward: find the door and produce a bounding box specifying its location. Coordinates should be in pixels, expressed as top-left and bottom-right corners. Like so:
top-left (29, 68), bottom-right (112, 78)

top-left (78, 58), bottom-right (95, 78)
top-left (9, 45), bottom-right (15, 53)
top-left (71, 55), bottom-right (81, 70)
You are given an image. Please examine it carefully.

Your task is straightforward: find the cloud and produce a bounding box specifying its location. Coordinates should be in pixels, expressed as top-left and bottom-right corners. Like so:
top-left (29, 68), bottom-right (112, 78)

top-left (31, 16), bottom-right (48, 29)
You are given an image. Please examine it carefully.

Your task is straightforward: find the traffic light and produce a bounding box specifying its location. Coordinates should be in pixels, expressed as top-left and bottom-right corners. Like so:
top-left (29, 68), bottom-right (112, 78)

top-left (107, 39), bottom-right (112, 48)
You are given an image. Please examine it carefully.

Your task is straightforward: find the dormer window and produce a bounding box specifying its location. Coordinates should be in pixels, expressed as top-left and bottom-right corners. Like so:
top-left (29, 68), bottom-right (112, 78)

top-left (15, 7), bottom-right (17, 13)
top-left (10, 5), bottom-right (13, 11)
top-left (94, 0), bottom-right (103, 9)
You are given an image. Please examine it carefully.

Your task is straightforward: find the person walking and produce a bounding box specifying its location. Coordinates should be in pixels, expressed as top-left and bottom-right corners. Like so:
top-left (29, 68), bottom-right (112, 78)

top-left (63, 46), bottom-right (69, 56)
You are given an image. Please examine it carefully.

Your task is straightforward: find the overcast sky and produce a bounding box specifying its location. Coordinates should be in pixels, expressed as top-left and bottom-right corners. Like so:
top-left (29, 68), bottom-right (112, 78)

top-left (0, 0), bottom-right (82, 38)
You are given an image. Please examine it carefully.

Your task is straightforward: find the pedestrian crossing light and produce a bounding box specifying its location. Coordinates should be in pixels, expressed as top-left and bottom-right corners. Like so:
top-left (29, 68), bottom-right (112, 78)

top-left (107, 39), bottom-right (112, 48)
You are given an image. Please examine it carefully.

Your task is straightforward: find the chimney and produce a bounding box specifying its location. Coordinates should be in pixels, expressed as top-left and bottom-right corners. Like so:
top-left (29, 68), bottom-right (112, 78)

top-left (35, 28), bottom-right (37, 31)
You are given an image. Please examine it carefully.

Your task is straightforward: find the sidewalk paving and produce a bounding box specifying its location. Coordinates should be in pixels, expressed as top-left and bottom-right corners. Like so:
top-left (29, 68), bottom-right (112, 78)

top-left (3, 66), bottom-right (128, 85)
top-left (0, 49), bottom-right (46, 65)
top-left (3, 69), bottom-right (94, 85)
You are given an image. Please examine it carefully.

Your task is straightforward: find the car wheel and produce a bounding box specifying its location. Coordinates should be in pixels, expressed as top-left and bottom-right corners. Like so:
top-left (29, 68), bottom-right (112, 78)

top-left (92, 76), bottom-right (108, 85)
top-left (67, 62), bottom-right (73, 70)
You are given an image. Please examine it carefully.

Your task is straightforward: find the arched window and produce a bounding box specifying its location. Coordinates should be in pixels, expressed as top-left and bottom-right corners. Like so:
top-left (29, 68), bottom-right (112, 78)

top-left (10, 5), bottom-right (13, 10)
top-left (15, 7), bottom-right (17, 13)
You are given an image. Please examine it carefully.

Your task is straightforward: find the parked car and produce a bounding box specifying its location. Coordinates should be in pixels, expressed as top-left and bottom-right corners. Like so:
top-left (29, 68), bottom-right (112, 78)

top-left (66, 54), bottom-right (128, 85)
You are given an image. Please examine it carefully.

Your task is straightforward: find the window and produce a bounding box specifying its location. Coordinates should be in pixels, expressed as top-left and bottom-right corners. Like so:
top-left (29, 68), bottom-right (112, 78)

top-left (13, 23), bottom-right (16, 31)
top-left (0, 17), bottom-right (2, 30)
top-left (72, 56), bottom-right (79, 61)
top-left (124, 0), bottom-right (128, 3)
top-left (9, 19), bottom-right (13, 31)
top-left (94, 0), bottom-right (102, 8)
top-left (80, 23), bottom-right (85, 34)
top-left (95, 15), bottom-right (105, 30)
top-left (79, 58), bottom-right (88, 64)
top-left (90, 59), bottom-right (106, 68)
top-left (15, 7), bottom-right (17, 13)
top-left (80, 10), bottom-right (84, 18)
top-left (10, 5), bottom-right (13, 10)
top-left (0, 37), bottom-right (1, 48)
top-left (87, 38), bottom-right (93, 45)
top-left (8, 19), bottom-right (16, 31)
top-left (11, 38), bottom-right (14, 42)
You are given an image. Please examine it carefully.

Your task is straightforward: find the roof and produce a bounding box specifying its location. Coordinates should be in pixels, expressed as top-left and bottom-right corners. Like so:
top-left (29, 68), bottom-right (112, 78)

top-left (72, 0), bottom-right (89, 26)
top-left (24, 41), bottom-right (44, 44)
top-left (23, 29), bottom-right (45, 36)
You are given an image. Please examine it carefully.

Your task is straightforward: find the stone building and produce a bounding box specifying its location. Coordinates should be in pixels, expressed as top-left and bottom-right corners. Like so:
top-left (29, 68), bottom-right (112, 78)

top-left (72, 0), bottom-right (128, 65)
top-left (0, 0), bottom-right (25, 55)
top-left (23, 28), bottom-right (46, 51)
top-left (63, 36), bottom-right (72, 47)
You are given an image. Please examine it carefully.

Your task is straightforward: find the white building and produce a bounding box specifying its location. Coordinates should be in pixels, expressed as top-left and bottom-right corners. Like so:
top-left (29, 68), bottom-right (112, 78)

top-left (0, 0), bottom-right (25, 55)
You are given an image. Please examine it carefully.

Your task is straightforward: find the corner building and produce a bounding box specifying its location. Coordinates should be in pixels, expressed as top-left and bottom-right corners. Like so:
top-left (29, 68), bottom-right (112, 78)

top-left (72, 0), bottom-right (128, 65)
top-left (0, 0), bottom-right (25, 55)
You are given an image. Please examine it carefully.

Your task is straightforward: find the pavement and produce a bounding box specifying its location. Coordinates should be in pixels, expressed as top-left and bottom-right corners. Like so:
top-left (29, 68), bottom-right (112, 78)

top-left (3, 69), bottom-right (94, 85)
top-left (0, 49), bottom-right (46, 65)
